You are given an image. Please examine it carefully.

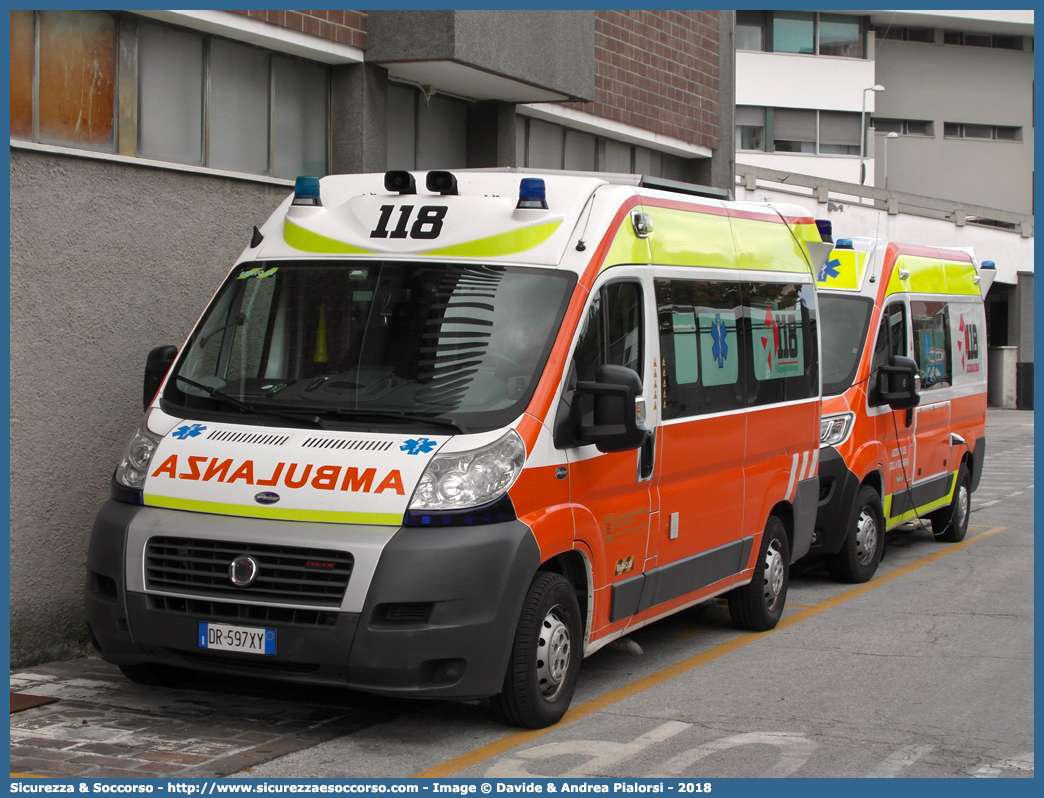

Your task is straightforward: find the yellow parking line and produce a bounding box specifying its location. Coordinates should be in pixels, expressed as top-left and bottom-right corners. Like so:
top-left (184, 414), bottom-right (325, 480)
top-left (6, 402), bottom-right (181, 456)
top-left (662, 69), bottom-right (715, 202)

top-left (10, 773), bottom-right (48, 778)
top-left (415, 526), bottom-right (1007, 778)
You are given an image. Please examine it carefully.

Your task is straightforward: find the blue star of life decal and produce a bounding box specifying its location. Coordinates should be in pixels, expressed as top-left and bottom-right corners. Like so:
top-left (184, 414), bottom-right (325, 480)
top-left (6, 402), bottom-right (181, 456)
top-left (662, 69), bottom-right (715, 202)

top-left (818, 258), bottom-right (841, 283)
top-left (711, 314), bottom-right (728, 368)
top-left (401, 437), bottom-right (438, 455)
top-left (171, 423), bottom-right (206, 440)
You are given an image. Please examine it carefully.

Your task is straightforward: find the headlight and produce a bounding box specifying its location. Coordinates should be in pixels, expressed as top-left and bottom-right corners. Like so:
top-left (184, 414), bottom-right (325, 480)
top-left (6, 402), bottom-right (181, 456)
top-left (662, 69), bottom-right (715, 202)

top-left (115, 412), bottom-right (162, 490)
top-left (408, 430), bottom-right (526, 511)
top-left (820, 413), bottom-right (855, 448)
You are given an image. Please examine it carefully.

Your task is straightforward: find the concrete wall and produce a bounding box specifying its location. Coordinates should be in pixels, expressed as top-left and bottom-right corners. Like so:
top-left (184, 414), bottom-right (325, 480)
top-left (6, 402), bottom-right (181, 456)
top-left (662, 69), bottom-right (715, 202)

top-left (367, 10), bottom-right (596, 102)
top-left (872, 38), bottom-right (1033, 213)
top-left (9, 149), bottom-right (290, 667)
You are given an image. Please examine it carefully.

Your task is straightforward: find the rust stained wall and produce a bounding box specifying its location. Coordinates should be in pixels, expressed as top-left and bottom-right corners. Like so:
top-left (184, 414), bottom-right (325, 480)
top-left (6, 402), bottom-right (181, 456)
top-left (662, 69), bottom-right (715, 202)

top-left (564, 10), bottom-right (721, 150)
top-left (226, 9), bottom-right (368, 50)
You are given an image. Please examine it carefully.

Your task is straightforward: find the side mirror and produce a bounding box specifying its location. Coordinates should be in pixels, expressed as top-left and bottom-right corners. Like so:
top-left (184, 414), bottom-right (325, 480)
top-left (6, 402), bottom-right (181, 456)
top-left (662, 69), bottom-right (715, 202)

top-left (576, 364), bottom-right (651, 453)
top-left (876, 355), bottom-right (920, 410)
top-left (144, 345), bottom-right (178, 410)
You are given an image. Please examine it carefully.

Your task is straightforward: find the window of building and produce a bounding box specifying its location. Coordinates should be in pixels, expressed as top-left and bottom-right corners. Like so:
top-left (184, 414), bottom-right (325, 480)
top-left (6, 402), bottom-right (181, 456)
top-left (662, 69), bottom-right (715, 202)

top-left (773, 11), bottom-right (815, 55)
top-left (773, 108), bottom-right (816, 153)
top-left (872, 25), bottom-right (934, 43)
top-left (386, 84), bottom-right (468, 171)
top-left (515, 116), bottom-right (689, 180)
top-left (818, 110), bottom-right (861, 154)
top-left (736, 11), bottom-right (767, 52)
top-left (872, 118), bottom-right (934, 137)
top-left (943, 30), bottom-right (1026, 50)
top-left (736, 106), bottom-right (766, 151)
top-left (944, 122), bottom-right (1022, 141)
top-left (10, 10), bottom-right (117, 150)
top-left (739, 107), bottom-right (861, 155)
top-left (818, 13), bottom-right (862, 57)
top-left (740, 11), bottom-right (865, 58)
top-left (10, 11), bottom-right (331, 178)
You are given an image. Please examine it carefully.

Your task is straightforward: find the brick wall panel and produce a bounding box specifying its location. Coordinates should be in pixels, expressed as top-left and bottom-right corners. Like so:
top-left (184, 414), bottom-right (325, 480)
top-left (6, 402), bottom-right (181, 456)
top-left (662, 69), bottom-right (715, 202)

top-left (565, 9), bottom-right (720, 150)
top-left (222, 8), bottom-right (367, 49)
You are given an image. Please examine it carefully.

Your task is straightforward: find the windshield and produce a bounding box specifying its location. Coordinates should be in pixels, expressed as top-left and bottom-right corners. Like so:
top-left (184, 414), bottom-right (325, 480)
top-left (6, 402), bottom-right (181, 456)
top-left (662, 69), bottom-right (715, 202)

top-left (818, 293), bottom-right (874, 396)
top-left (163, 261), bottom-right (576, 432)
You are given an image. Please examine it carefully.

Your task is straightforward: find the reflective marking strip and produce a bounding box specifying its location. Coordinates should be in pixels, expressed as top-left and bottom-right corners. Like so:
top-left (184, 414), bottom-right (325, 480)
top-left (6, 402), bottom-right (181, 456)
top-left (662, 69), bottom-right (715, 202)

top-left (419, 220), bottom-right (562, 258)
top-left (809, 448), bottom-right (820, 477)
top-left (283, 219), bottom-right (375, 254)
top-left (797, 450), bottom-right (810, 482)
top-left (144, 494), bottom-right (402, 526)
top-left (785, 453), bottom-right (799, 501)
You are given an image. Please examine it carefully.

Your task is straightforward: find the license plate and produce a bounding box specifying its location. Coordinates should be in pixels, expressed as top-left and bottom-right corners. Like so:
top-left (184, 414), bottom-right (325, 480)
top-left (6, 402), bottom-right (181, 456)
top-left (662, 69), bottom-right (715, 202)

top-left (198, 622), bottom-right (276, 655)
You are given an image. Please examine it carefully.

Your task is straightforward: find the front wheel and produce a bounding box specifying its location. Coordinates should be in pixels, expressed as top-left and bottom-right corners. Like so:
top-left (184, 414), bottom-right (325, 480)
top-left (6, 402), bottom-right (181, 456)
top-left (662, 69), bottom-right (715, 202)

top-left (490, 572), bottom-right (582, 728)
top-left (928, 464), bottom-right (971, 543)
top-left (826, 485), bottom-right (885, 583)
top-left (727, 515), bottom-right (790, 631)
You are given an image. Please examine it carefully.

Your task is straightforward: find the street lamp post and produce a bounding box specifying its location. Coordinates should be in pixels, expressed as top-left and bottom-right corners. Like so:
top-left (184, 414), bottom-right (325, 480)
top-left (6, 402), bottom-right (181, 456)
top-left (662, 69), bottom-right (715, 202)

top-left (883, 131), bottom-right (899, 189)
top-left (860, 84), bottom-right (885, 184)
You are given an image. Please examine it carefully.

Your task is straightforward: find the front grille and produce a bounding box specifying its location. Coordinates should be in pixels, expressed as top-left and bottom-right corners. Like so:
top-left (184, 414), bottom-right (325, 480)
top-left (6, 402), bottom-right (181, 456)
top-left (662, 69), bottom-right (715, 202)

top-left (145, 537), bottom-right (353, 607)
top-left (149, 595), bottom-right (338, 626)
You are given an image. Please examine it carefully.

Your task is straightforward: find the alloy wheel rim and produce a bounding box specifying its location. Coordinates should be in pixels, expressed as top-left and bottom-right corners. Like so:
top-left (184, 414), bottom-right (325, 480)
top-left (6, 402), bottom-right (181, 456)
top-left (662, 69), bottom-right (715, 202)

top-left (536, 606), bottom-right (571, 700)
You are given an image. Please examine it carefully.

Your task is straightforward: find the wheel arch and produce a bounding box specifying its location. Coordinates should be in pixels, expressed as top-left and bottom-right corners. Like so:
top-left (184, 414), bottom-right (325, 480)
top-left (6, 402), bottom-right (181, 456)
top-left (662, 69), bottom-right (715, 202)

top-left (538, 549), bottom-right (591, 652)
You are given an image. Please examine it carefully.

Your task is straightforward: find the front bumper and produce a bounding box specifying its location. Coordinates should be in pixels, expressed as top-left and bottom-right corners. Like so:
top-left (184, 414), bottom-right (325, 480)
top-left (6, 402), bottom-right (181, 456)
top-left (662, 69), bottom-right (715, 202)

top-left (85, 500), bottom-right (541, 699)
top-left (809, 446), bottom-right (861, 555)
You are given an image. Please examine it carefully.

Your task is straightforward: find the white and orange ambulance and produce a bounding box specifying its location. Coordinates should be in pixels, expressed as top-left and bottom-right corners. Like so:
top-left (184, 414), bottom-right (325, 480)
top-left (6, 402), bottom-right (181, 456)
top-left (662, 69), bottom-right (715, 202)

top-left (814, 237), bottom-right (990, 582)
top-left (86, 169), bottom-right (826, 727)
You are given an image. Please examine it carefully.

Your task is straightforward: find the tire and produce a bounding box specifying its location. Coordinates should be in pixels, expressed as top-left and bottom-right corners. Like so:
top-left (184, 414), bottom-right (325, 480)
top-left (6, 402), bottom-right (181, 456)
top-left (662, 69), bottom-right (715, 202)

top-left (826, 485), bottom-right (885, 583)
top-left (727, 516), bottom-right (790, 631)
top-left (490, 572), bottom-right (582, 729)
top-left (928, 464), bottom-right (971, 543)
top-left (118, 662), bottom-right (194, 687)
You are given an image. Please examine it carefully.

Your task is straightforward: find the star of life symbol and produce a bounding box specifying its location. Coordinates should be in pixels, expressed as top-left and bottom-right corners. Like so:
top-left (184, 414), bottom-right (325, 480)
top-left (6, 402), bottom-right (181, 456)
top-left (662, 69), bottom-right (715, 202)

top-left (711, 313), bottom-right (728, 368)
top-left (401, 437), bottom-right (437, 455)
top-left (818, 258), bottom-right (841, 283)
top-left (171, 423), bottom-right (206, 440)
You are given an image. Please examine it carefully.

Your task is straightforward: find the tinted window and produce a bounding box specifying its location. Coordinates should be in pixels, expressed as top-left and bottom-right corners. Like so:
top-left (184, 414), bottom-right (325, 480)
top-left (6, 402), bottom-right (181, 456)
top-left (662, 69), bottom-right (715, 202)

top-left (819, 294), bottom-right (874, 395)
top-left (655, 279), bottom-right (745, 419)
top-left (745, 282), bottom-right (818, 406)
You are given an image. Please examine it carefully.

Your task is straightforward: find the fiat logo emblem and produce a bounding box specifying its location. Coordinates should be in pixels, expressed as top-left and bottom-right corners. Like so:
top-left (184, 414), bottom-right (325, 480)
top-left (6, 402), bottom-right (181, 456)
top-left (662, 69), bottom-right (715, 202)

top-left (229, 555), bottom-right (261, 587)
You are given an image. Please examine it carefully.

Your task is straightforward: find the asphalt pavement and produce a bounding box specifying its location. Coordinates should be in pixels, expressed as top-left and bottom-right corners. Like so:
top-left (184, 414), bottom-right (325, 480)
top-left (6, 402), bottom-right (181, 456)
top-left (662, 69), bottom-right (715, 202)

top-left (9, 409), bottom-right (1034, 779)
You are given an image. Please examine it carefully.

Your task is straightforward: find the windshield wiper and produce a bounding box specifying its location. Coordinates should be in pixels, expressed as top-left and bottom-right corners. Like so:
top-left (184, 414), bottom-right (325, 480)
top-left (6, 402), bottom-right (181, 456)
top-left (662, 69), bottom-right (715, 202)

top-left (312, 407), bottom-right (468, 434)
top-left (173, 375), bottom-right (326, 428)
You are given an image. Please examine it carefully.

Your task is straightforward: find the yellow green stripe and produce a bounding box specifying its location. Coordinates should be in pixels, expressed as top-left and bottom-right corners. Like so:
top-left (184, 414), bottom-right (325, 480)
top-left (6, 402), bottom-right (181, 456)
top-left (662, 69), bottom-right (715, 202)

top-left (885, 254), bottom-right (981, 297)
top-left (144, 494), bottom-right (401, 526)
top-left (283, 219), bottom-right (375, 255)
top-left (883, 474), bottom-right (957, 527)
top-left (420, 220), bottom-right (562, 257)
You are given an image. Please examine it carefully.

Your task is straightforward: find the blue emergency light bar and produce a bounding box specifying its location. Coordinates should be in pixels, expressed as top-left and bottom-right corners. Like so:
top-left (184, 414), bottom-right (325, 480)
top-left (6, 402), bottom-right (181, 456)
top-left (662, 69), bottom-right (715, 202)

top-left (517, 178), bottom-right (549, 210)
top-left (835, 238), bottom-right (854, 249)
top-left (815, 219), bottom-right (833, 243)
top-left (981, 260), bottom-right (996, 269)
top-left (292, 176), bottom-right (322, 206)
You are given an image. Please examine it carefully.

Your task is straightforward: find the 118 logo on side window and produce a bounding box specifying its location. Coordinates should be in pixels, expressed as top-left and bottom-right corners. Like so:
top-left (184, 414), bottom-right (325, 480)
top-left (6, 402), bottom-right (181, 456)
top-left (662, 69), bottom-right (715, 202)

top-left (370, 205), bottom-right (447, 239)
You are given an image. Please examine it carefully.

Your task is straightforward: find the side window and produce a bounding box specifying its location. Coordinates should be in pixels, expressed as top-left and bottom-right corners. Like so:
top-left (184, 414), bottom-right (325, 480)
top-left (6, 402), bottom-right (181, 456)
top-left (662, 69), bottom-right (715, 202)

top-left (871, 302), bottom-right (908, 374)
top-left (572, 281), bottom-right (644, 424)
top-left (745, 282), bottom-right (818, 406)
top-left (573, 281), bottom-right (644, 379)
top-left (911, 300), bottom-right (952, 389)
top-left (655, 279), bottom-right (744, 419)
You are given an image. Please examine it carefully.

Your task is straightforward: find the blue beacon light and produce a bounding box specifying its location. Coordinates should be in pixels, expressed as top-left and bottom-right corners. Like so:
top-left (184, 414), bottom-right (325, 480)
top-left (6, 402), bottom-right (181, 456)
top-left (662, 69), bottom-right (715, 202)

top-left (292, 176), bottom-right (322, 206)
top-left (517, 178), bottom-right (549, 210)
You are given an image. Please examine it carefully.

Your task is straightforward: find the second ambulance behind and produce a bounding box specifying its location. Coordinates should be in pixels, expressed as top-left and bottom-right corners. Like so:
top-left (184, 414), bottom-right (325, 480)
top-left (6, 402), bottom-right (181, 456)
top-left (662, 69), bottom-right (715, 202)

top-left (814, 237), bottom-right (989, 582)
top-left (86, 169), bottom-right (826, 728)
